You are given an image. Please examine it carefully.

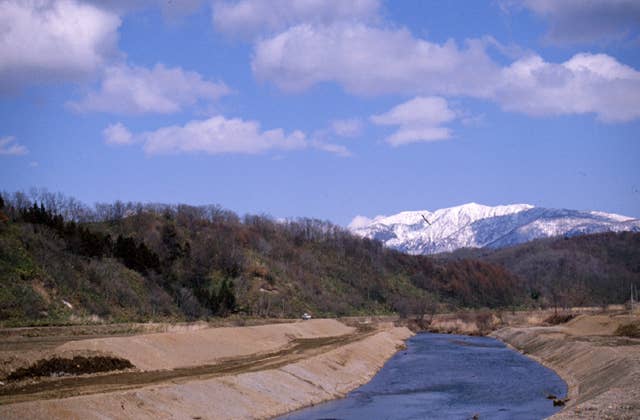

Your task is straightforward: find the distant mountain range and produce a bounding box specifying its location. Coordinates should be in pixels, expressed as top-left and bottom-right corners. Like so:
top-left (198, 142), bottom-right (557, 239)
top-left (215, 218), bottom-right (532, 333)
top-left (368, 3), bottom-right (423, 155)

top-left (349, 203), bottom-right (640, 255)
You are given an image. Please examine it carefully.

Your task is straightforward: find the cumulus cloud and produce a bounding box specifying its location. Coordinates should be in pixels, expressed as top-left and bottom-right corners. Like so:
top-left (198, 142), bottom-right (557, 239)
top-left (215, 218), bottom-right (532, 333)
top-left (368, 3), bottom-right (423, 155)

top-left (103, 122), bottom-right (134, 145)
top-left (86, 0), bottom-right (204, 21)
top-left (213, 0), bottom-right (380, 38)
top-left (252, 23), bottom-right (498, 96)
top-left (495, 53), bottom-right (640, 122)
top-left (69, 63), bottom-right (231, 115)
top-left (253, 23), bottom-right (640, 122)
top-left (0, 0), bottom-right (120, 93)
top-left (504, 0), bottom-right (640, 45)
top-left (108, 116), bottom-right (353, 156)
top-left (330, 118), bottom-right (363, 138)
top-left (138, 116), bottom-right (307, 155)
top-left (0, 136), bottom-right (28, 155)
top-left (371, 97), bottom-right (457, 146)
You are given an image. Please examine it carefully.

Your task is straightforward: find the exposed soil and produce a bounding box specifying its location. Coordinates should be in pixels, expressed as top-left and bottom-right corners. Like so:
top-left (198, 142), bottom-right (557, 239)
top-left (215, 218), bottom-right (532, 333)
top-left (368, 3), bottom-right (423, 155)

top-left (6, 356), bottom-right (134, 381)
top-left (56, 319), bottom-right (355, 371)
top-left (0, 330), bottom-right (370, 405)
top-left (0, 318), bottom-right (297, 352)
top-left (614, 322), bottom-right (640, 338)
top-left (8, 312), bottom-right (636, 418)
top-left (544, 313), bottom-right (576, 325)
top-left (0, 322), bottom-right (412, 419)
top-left (0, 319), bottom-right (354, 381)
top-left (493, 313), bottom-right (640, 419)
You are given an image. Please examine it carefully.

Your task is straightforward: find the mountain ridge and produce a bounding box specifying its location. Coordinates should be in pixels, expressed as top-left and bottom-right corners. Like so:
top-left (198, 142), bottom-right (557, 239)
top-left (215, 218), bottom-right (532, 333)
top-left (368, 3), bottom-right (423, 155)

top-left (349, 203), bottom-right (640, 255)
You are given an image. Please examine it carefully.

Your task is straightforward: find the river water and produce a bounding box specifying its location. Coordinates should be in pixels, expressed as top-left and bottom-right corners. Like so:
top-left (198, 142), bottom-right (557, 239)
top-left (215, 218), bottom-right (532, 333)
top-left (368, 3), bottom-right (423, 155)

top-left (279, 333), bottom-right (567, 420)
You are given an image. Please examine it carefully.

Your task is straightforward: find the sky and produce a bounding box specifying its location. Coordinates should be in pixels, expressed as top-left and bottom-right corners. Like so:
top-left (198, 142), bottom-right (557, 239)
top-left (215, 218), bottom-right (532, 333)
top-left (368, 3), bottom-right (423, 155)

top-left (1, 0), bottom-right (639, 226)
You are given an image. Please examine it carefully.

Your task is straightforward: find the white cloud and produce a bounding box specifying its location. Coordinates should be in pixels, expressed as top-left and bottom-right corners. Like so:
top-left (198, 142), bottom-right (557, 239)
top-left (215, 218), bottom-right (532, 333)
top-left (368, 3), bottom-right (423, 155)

top-left (103, 122), bottom-right (134, 145)
top-left (252, 23), bottom-right (498, 96)
top-left (495, 53), bottom-right (640, 122)
top-left (310, 140), bottom-right (351, 157)
top-left (0, 136), bottom-right (28, 155)
top-left (110, 116), bottom-right (352, 156)
top-left (87, 0), bottom-right (204, 21)
top-left (331, 118), bottom-right (363, 138)
top-left (348, 215), bottom-right (376, 230)
top-left (213, 0), bottom-right (380, 38)
top-left (253, 23), bottom-right (640, 122)
top-left (69, 63), bottom-right (231, 115)
top-left (140, 116), bottom-right (307, 155)
top-left (0, 0), bottom-right (120, 92)
top-left (371, 97), bottom-right (457, 146)
top-left (504, 0), bottom-right (640, 45)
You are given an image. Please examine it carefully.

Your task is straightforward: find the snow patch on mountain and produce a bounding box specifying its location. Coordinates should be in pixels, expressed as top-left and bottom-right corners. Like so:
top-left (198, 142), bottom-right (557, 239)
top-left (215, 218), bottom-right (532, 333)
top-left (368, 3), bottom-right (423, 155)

top-left (349, 203), bottom-right (640, 255)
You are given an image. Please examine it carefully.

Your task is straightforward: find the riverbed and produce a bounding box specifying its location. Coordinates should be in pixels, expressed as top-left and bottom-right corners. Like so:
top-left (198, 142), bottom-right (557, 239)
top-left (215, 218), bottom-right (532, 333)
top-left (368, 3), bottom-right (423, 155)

top-left (280, 333), bottom-right (567, 420)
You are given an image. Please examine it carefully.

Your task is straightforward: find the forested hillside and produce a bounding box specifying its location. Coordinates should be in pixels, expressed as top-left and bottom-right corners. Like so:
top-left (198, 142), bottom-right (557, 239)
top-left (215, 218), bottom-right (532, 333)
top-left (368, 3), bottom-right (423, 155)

top-left (0, 191), bottom-right (523, 325)
top-left (440, 232), bottom-right (640, 309)
top-left (1, 191), bottom-right (638, 326)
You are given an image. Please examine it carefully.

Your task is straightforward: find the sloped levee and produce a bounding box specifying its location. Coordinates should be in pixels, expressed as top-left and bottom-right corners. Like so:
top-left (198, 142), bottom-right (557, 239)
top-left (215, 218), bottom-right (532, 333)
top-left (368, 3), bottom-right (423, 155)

top-left (493, 326), bottom-right (640, 419)
top-left (0, 326), bottom-right (413, 419)
top-left (58, 319), bottom-right (355, 371)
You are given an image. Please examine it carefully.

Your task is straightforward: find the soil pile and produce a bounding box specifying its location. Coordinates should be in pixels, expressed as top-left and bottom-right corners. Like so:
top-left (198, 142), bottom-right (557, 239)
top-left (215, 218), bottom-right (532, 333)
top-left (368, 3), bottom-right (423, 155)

top-left (7, 356), bottom-right (133, 381)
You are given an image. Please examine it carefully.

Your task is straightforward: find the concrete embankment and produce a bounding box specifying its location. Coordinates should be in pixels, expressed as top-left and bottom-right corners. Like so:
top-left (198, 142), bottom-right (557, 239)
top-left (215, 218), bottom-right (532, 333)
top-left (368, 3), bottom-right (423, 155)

top-left (493, 316), bottom-right (640, 419)
top-left (0, 321), bottom-right (413, 419)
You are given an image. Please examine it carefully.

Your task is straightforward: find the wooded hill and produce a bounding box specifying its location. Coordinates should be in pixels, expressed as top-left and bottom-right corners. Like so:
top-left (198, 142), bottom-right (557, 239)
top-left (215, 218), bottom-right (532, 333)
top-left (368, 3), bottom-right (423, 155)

top-left (1, 191), bottom-right (637, 326)
top-left (0, 192), bottom-right (521, 325)
top-left (439, 231), bottom-right (640, 309)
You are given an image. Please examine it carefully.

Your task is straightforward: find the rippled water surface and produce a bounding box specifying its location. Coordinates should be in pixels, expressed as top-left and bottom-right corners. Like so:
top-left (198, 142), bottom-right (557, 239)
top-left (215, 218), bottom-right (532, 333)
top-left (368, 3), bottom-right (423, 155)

top-left (279, 333), bottom-right (567, 420)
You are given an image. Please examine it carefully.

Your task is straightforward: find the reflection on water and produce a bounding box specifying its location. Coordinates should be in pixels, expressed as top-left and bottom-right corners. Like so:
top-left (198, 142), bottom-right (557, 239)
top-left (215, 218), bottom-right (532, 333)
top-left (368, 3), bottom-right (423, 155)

top-left (279, 333), bottom-right (567, 420)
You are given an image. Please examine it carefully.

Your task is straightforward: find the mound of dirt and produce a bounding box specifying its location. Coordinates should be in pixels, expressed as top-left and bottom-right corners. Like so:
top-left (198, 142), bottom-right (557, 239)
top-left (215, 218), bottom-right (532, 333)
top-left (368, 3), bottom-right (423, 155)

top-left (7, 356), bottom-right (134, 381)
top-left (615, 322), bottom-right (640, 338)
top-left (563, 314), bottom-right (637, 336)
top-left (544, 313), bottom-right (576, 325)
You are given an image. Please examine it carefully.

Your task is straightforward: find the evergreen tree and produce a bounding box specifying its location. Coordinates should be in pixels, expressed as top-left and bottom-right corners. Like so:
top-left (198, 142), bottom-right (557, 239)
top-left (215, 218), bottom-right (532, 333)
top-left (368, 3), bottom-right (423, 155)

top-left (218, 278), bottom-right (236, 315)
top-left (161, 223), bottom-right (183, 262)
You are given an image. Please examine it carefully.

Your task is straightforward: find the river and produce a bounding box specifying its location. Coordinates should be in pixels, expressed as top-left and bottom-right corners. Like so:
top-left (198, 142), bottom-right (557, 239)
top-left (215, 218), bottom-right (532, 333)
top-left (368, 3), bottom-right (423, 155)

top-left (279, 333), bottom-right (567, 420)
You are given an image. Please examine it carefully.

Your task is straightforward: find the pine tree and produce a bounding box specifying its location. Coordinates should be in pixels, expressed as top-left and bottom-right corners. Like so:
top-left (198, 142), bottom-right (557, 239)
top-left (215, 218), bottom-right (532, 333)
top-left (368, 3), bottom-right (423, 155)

top-left (218, 279), bottom-right (236, 316)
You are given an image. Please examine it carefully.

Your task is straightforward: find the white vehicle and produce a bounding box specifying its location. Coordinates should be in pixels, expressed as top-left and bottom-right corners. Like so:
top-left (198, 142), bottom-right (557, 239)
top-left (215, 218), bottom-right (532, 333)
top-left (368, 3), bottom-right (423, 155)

top-left (301, 312), bottom-right (312, 320)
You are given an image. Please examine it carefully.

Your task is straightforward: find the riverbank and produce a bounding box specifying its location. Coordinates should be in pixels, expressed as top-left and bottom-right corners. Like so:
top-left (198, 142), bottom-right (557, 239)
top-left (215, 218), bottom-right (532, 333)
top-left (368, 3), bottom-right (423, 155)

top-left (493, 314), bottom-right (640, 419)
top-left (0, 320), bottom-right (412, 419)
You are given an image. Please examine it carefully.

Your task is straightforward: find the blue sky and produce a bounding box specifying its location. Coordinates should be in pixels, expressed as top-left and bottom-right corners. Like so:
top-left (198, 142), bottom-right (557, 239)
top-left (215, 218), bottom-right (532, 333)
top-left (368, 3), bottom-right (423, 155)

top-left (1, 0), bottom-right (639, 225)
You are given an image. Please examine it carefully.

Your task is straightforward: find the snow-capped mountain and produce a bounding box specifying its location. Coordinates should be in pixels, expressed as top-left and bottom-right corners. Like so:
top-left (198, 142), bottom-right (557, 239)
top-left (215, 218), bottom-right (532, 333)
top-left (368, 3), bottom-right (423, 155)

top-left (348, 203), bottom-right (640, 255)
